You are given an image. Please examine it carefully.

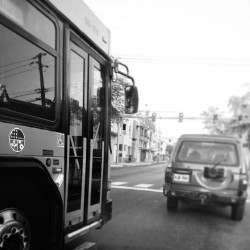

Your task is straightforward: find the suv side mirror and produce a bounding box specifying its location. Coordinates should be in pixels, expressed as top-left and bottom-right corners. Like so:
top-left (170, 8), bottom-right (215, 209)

top-left (125, 85), bottom-right (139, 114)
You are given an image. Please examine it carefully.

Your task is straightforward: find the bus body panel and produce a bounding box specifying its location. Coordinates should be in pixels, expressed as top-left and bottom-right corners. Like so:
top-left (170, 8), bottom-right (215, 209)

top-left (0, 0), bottom-right (135, 248)
top-left (0, 121), bottom-right (65, 198)
top-left (0, 121), bottom-right (64, 156)
top-left (47, 0), bottom-right (111, 55)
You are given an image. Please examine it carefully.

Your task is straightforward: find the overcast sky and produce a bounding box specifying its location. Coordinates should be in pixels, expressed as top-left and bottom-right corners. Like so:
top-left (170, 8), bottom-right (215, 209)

top-left (84, 0), bottom-right (250, 139)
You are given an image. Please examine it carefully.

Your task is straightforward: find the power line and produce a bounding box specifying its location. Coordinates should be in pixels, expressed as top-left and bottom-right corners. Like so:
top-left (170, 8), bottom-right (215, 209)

top-left (112, 54), bottom-right (250, 66)
top-left (0, 63), bottom-right (32, 75)
top-left (0, 63), bottom-right (52, 81)
top-left (10, 87), bottom-right (55, 99)
top-left (0, 68), bottom-right (38, 81)
top-left (9, 87), bottom-right (55, 97)
top-left (0, 57), bottom-right (33, 70)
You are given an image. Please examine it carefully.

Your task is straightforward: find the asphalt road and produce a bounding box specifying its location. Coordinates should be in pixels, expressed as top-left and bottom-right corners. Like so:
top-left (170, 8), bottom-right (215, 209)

top-left (68, 163), bottom-right (250, 250)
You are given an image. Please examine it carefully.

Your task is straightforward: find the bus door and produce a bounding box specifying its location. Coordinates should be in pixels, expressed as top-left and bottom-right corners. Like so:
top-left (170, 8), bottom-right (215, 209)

top-left (65, 42), bottom-right (87, 226)
top-left (87, 57), bottom-right (105, 223)
top-left (65, 39), bottom-right (105, 227)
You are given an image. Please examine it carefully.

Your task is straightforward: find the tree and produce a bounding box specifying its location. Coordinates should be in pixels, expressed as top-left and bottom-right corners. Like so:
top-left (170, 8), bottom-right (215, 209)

top-left (69, 77), bottom-right (127, 127)
top-left (202, 91), bottom-right (250, 136)
top-left (201, 106), bottom-right (231, 134)
top-left (228, 96), bottom-right (244, 116)
top-left (166, 144), bottom-right (174, 155)
top-left (202, 87), bottom-right (250, 137)
top-left (111, 77), bottom-right (128, 123)
top-left (70, 98), bottom-right (83, 126)
top-left (227, 91), bottom-right (250, 136)
top-left (228, 92), bottom-right (250, 118)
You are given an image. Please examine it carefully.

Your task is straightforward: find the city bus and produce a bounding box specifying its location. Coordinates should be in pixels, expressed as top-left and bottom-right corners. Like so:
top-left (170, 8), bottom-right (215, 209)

top-left (0, 0), bottom-right (138, 249)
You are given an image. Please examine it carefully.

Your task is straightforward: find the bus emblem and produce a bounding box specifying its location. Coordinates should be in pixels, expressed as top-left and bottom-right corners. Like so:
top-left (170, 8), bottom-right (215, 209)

top-left (9, 128), bottom-right (25, 153)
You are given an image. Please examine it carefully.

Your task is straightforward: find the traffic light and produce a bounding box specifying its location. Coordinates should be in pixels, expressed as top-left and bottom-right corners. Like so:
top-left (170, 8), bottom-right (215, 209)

top-left (152, 113), bottom-right (156, 122)
top-left (213, 114), bottom-right (218, 123)
top-left (179, 112), bottom-right (183, 122)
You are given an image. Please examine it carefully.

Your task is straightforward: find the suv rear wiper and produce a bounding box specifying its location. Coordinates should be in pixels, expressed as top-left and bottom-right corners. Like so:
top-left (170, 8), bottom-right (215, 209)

top-left (212, 155), bottom-right (227, 169)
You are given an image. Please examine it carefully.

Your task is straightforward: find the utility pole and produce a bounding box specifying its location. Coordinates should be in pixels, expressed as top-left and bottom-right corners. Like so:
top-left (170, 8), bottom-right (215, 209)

top-left (37, 53), bottom-right (46, 106)
top-left (31, 53), bottom-right (47, 106)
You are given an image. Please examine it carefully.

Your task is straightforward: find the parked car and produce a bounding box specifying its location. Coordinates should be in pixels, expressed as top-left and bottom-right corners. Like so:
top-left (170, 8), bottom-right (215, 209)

top-left (163, 134), bottom-right (249, 220)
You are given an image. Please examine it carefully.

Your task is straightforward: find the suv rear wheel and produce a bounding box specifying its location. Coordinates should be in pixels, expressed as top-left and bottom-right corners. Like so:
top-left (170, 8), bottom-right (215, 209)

top-left (167, 197), bottom-right (178, 211)
top-left (231, 203), bottom-right (245, 221)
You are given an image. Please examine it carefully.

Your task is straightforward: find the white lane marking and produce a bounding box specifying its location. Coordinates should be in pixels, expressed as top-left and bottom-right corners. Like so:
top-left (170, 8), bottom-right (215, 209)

top-left (246, 187), bottom-right (250, 203)
top-left (111, 182), bottom-right (128, 186)
top-left (111, 185), bottom-right (162, 193)
top-left (134, 184), bottom-right (153, 188)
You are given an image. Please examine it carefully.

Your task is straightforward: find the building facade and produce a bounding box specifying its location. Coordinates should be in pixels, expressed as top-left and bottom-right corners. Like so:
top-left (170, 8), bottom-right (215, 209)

top-left (110, 117), bottom-right (169, 164)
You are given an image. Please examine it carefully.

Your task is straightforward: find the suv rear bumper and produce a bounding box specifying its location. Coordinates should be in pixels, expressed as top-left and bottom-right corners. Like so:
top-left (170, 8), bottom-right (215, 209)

top-left (163, 184), bottom-right (246, 205)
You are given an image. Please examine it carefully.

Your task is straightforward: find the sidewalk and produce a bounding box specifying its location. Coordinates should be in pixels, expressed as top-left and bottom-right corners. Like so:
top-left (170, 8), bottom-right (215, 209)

top-left (111, 161), bottom-right (168, 168)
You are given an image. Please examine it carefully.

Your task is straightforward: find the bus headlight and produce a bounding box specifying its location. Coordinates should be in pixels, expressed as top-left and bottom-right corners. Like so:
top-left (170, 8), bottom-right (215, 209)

top-left (55, 174), bottom-right (64, 188)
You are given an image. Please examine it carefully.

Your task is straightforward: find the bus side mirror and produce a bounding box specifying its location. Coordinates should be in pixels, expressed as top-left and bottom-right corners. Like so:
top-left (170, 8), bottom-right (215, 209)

top-left (125, 85), bottom-right (139, 114)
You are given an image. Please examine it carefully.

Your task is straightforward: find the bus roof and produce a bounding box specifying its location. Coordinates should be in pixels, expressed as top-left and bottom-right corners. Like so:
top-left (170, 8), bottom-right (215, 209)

top-left (47, 0), bottom-right (110, 55)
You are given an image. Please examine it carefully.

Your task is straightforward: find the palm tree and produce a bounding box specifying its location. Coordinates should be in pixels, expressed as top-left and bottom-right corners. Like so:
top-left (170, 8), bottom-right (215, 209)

top-left (228, 92), bottom-right (250, 118)
top-left (201, 106), bottom-right (230, 134)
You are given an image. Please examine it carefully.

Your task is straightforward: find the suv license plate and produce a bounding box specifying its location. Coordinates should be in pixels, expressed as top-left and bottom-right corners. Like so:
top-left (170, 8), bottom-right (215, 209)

top-left (173, 173), bottom-right (190, 183)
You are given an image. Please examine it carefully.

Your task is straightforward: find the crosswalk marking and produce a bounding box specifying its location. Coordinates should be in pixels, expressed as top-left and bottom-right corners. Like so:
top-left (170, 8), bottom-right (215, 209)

top-left (134, 184), bottom-right (153, 188)
top-left (111, 185), bottom-right (162, 193)
top-left (112, 182), bottom-right (128, 186)
top-left (111, 182), bottom-right (250, 202)
top-left (111, 182), bottom-right (162, 193)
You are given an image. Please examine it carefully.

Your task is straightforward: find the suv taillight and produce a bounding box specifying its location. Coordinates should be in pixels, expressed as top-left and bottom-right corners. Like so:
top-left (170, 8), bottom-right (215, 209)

top-left (238, 176), bottom-right (248, 196)
top-left (165, 168), bottom-right (172, 183)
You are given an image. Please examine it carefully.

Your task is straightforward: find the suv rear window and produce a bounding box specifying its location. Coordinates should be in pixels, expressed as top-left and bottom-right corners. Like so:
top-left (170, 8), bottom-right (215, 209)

top-left (176, 141), bottom-right (239, 166)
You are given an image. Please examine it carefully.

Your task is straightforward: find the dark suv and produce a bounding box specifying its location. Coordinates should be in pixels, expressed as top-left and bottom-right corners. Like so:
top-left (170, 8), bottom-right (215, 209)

top-left (163, 134), bottom-right (249, 220)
